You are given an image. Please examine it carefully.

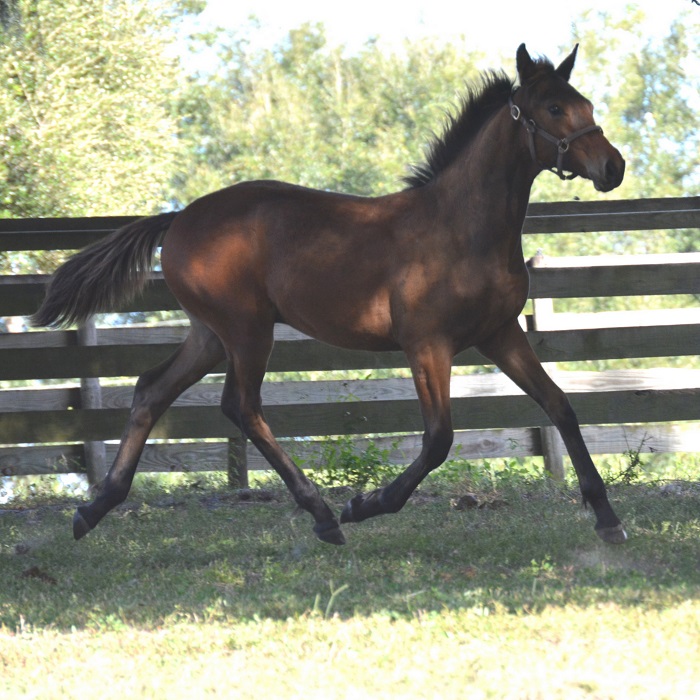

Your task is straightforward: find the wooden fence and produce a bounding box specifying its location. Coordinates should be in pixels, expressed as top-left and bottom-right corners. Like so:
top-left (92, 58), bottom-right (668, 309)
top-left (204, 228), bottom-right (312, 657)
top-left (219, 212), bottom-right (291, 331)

top-left (1, 196), bottom-right (699, 486)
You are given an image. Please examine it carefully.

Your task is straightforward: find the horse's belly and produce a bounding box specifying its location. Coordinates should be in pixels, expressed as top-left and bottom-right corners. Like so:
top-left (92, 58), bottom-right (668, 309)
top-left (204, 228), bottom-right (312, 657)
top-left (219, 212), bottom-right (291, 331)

top-left (275, 291), bottom-right (399, 352)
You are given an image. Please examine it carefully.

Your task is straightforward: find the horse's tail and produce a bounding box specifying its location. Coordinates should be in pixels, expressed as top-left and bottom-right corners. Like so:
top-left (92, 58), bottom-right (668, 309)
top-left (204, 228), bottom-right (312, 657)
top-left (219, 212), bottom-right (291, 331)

top-left (31, 211), bottom-right (179, 328)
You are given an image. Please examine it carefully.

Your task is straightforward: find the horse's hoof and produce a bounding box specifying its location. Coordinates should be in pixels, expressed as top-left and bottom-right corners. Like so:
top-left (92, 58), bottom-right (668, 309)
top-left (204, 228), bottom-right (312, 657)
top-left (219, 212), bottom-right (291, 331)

top-left (313, 520), bottom-right (346, 546)
top-left (596, 523), bottom-right (627, 544)
top-left (73, 508), bottom-right (93, 541)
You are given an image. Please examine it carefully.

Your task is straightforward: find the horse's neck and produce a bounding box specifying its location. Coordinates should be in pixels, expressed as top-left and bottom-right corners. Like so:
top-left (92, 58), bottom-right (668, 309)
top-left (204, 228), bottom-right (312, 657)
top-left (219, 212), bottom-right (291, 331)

top-left (434, 106), bottom-right (537, 246)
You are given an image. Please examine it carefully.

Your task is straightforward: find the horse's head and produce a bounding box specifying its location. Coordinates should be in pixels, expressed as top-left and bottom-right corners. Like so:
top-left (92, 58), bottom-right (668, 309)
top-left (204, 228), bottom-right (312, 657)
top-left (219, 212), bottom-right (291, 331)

top-left (510, 44), bottom-right (625, 192)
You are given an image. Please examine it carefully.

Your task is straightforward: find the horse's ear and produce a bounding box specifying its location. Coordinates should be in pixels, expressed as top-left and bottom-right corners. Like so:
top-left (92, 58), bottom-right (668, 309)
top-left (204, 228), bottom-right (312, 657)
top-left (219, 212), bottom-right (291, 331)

top-left (555, 44), bottom-right (579, 82)
top-left (516, 43), bottom-right (537, 84)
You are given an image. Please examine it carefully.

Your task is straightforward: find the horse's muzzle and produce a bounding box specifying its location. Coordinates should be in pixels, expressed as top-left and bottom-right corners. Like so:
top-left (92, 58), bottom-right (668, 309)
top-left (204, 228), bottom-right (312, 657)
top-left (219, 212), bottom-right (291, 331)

top-left (593, 154), bottom-right (625, 192)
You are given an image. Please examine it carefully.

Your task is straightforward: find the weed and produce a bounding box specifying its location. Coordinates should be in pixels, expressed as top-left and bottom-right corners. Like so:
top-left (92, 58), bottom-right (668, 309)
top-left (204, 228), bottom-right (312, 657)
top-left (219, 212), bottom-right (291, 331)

top-left (435, 456), bottom-right (545, 493)
top-left (528, 554), bottom-right (555, 578)
top-left (605, 435), bottom-right (650, 486)
top-left (312, 581), bottom-right (350, 619)
top-left (313, 436), bottom-right (400, 489)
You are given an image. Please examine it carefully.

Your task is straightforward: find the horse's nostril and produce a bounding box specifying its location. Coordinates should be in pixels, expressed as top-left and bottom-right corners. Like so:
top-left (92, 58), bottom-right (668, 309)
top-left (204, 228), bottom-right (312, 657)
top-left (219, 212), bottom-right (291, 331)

top-left (606, 156), bottom-right (625, 184)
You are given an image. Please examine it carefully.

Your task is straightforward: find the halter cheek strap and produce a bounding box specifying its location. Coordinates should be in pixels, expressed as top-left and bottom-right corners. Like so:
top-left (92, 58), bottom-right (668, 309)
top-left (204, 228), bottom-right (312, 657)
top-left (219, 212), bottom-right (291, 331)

top-left (508, 96), bottom-right (603, 180)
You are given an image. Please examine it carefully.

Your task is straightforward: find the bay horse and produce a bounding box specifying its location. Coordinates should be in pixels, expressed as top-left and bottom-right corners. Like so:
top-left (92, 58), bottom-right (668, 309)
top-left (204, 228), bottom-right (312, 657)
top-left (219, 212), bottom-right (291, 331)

top-left (32, 44), bottom-right (627, 546)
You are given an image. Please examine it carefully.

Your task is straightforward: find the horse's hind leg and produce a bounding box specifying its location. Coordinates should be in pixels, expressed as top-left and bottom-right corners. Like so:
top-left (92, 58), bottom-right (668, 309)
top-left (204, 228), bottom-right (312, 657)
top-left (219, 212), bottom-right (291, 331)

top-left (477, 320), bottom-right (626, 544)
top-left (73, 320), bottom-right (225, 539)
top-left (219, 326), bottom-right (345, 545)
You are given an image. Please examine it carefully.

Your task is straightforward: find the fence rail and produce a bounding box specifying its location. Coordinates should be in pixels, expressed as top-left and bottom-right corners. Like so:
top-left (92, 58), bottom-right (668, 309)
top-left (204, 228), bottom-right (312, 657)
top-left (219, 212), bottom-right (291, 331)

top-left (1, 196), bottom-right (699, 484)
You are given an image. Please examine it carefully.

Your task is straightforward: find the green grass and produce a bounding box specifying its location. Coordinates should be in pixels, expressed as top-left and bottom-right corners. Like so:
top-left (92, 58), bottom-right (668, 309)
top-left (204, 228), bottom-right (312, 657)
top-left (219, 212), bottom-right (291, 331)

top-left (1, 467), bottom-right (699, 699)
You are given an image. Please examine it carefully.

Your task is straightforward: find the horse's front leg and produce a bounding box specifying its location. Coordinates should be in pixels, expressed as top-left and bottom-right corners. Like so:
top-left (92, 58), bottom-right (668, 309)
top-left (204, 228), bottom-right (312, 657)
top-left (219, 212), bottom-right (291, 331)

top-left (341, 342), bottom-right (454, 524)
top-left (477, 320), bottom-right (627, 544)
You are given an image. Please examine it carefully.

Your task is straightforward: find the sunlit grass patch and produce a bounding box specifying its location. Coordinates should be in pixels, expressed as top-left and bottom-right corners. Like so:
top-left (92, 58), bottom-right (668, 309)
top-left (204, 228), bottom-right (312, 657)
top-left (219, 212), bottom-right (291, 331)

top-left (1, 462), bottom-right (698, 699)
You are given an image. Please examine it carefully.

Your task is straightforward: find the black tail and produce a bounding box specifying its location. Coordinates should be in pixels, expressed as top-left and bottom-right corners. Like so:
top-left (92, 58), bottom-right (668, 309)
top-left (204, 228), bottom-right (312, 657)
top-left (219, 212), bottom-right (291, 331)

top-left (31, 212), bottom-right (178, 328)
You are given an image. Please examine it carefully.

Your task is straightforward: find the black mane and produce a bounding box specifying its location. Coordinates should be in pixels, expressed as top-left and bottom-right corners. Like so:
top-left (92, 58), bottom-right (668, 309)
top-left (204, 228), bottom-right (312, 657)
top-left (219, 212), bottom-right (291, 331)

top-left (404, 70), bottom-right (516, 188)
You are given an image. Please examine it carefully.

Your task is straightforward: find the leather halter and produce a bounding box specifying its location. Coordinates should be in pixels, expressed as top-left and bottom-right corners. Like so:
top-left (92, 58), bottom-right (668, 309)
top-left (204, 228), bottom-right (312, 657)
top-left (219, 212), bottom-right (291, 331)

top-left (508, 96), bottom-right (603, 180)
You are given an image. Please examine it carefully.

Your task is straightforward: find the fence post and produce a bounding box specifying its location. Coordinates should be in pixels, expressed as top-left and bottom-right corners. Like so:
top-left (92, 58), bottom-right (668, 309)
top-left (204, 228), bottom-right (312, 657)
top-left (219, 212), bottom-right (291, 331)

top-left (530, 251), bottom-right (566, 481)
top-left (77, 318), bottom-right (107, 484)
top-left (227, 433), bottom-right (248, 489)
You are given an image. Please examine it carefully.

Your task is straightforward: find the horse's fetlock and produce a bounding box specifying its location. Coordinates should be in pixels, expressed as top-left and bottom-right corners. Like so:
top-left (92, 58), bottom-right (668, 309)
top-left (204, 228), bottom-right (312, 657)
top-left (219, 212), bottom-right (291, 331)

top-left (293, 486), bottom-right (324, 514)
top-left (580, 476), bottom-right (607, 505)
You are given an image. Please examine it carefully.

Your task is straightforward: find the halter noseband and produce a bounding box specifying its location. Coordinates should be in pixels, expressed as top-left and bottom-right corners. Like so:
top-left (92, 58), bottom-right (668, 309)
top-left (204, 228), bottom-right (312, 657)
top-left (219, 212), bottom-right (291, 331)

top-left (508, 96), bottom-right (603, 180)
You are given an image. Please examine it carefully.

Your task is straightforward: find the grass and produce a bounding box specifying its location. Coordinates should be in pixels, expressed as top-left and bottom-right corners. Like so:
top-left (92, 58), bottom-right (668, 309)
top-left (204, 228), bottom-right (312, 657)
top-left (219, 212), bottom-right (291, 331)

top-left (1, 463), bottom-right (699, 699)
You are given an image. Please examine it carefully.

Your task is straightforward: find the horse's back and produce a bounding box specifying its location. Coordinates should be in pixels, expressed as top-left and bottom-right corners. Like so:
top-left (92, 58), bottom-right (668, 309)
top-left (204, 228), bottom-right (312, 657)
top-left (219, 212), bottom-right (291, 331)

top-left (160, 180), bottom-right (410, 349)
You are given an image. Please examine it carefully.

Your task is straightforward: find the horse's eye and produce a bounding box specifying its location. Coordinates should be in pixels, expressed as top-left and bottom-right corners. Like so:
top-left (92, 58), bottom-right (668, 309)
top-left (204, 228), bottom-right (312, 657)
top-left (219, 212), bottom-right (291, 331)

top-left (548, 105), bottom-right (563, 116)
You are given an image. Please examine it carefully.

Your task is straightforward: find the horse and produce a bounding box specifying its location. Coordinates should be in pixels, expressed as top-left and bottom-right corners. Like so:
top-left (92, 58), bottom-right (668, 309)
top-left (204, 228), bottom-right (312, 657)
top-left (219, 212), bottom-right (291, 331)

top-left (32, 44), bottom-right (627, 546)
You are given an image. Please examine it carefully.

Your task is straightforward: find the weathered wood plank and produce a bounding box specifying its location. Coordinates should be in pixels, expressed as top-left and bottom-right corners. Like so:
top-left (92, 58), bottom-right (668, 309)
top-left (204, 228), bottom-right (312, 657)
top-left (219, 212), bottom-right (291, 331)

top-left (5, 256), bottom-right (699, 317)
top-left (528, 261), bottom-right (700, 297)
top-left (2, 324), bottom-right (699, 380)
top-left (0, 198), bottom-right (696, 250)
top-left (0, 276), bottom-right (178, 316)
top-left (6, 254), bottom-right (700, 316)
top-left (2, 385), bottom-right (699, 444)
top-left (525, 324), bottom-right (700, 364)
top-left (523, 207), bottom-right (700, 234)
top-left (0, 322), bottom-right (300, 350)
top-left (0, 216), bottom-right (139, 251)
top-left (0, 216), bottom-right (139, 233)
top-left (2, 199), bottom-right (699, 472)
top-left (1, 421), bottom-right (697, 477)
top-left (526, 196), bottom-right (699, 216)
top-left (4, 369), bottom-right (699, 412)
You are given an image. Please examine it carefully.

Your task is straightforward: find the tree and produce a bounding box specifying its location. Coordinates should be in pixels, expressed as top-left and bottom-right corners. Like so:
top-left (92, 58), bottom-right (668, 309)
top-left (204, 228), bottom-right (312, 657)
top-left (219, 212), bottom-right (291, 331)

top-left (172, 22), bottom-right (484, 204)
top-left (175, 12), bottom-right (698, 226)
top-left (0, 0), bottom-right (186, 227)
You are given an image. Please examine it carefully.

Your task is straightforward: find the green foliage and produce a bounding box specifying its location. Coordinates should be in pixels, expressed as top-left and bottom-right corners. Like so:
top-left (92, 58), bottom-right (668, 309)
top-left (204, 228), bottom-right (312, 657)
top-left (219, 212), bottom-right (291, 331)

top-left (0, 0), bottom-right (184, 220)
top-left (172, 10), bottom-right (700, 215)
top-left (172, 22), bottom-right (483, 202)
top-left (0, 0), bottom-right (192, 285)
top-left (0, 0), bottom-right (193, 277)
top-left (2, 6), bottom-right (697, 271)
top-left (435, 456), bottom-right (544, 492)
top-left (311, 436), bottom-right (400, 489)
top-left (608, 437), bottom-right (648, 486)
